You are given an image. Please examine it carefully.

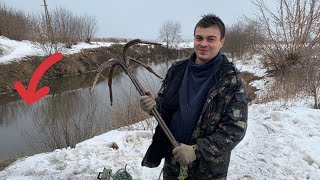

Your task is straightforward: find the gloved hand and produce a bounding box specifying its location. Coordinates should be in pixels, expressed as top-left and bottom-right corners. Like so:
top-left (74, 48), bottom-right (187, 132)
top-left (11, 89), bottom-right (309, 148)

top-left (172, 143), bottom-right (197, 166)
top-left (139, 90), bottom-right (156, 113)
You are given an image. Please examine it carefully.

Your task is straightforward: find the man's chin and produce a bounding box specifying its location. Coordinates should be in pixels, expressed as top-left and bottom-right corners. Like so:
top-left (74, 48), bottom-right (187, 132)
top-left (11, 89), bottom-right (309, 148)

top-left (198, 55), bottom-right (211, 61)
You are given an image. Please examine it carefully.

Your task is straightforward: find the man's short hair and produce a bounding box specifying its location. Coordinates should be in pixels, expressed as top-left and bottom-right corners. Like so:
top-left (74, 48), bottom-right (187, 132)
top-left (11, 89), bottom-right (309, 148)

top-left (194, 13), bottom-right (225, 39)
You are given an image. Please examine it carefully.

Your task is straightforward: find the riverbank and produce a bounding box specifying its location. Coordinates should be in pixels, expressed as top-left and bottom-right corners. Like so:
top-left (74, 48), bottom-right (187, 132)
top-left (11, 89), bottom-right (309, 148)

top-left (0, 46), bottom-right (122, 94)
top-left (0, 44), bottom-right (186, 95)
top-left (0, 159), bottom-right (15, 171)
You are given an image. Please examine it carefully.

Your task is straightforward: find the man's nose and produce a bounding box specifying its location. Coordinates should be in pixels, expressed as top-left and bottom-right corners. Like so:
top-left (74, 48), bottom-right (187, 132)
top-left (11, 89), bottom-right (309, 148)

top-left (199, 39), bottom-right (208, 46)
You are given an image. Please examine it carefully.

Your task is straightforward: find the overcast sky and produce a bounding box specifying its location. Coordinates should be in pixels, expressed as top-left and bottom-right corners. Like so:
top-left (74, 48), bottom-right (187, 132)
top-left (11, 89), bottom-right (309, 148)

top-left (1, 0), bottom-right (257, 40)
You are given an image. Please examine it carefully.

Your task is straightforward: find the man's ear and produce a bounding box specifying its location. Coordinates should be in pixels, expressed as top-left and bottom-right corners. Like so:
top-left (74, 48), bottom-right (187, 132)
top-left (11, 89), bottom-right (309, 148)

top-left (220, 37), bottom-right (225, 48)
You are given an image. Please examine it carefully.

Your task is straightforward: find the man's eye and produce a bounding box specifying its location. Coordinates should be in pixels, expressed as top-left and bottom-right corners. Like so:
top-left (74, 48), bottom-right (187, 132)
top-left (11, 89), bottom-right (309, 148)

top-left (195, 37), bottom-right (203, 41)
top-left (208, 38), bottom-right (215, 42)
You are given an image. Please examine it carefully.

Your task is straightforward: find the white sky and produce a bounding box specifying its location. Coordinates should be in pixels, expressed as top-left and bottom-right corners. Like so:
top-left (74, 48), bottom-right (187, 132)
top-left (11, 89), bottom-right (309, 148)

top-left (0, 36), bottom-right (320, 179)
top-left (0, 0), bottom-right (256, 40)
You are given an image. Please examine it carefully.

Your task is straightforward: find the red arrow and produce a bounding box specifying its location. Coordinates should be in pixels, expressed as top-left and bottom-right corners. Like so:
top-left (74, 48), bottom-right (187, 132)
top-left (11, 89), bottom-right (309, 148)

top-left (14, 52), bottom-right (63, 104)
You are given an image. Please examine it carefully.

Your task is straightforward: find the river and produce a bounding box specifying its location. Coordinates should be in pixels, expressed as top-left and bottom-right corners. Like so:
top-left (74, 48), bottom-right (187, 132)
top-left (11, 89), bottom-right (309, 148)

top-left (0, 60), bottom-right (172, 160)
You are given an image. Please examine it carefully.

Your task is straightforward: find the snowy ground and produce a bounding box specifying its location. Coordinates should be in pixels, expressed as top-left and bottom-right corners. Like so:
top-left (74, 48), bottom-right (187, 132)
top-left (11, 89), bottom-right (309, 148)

top-left (0, 37), bottom-right (320, 179)
top-left (0, 103), bottom-right (319, 180)
top-left (0, 36), bottom-right (114, 64)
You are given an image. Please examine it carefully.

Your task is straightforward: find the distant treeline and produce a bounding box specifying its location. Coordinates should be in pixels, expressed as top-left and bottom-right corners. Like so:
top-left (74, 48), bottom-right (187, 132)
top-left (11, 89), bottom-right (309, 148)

top-left (0, 2), bottom-right (97, 50)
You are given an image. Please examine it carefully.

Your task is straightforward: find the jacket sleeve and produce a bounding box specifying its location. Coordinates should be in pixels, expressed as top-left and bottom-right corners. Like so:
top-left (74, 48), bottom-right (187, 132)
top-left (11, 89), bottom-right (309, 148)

top-left (195, 70), bottom-right (249, 160)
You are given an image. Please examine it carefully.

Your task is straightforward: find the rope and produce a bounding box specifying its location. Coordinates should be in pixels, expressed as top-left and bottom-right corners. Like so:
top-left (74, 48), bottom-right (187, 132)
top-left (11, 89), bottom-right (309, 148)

top-left (113, 164), bottom-right (133, 180)
top-left (177, 166), bottom-right (188, 180)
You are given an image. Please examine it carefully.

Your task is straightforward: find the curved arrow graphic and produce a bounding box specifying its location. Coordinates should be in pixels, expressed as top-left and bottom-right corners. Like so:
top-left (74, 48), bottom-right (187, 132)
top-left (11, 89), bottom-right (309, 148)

top-left (14, 52), bottom-right (63, 104)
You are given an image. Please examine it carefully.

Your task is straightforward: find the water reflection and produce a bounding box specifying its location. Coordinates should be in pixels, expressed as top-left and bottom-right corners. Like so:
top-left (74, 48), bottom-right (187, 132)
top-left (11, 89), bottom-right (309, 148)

top-left (23, 90), bottom-right (110, 151)
top-left (0, 59), bottom-right (173, 160)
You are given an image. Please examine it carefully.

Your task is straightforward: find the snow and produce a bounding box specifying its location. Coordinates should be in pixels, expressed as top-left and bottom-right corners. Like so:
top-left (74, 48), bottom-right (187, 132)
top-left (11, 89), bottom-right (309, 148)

top-left (230, 104), bottom-right (320, 180)
top-left (234, 54), bottom-right (267, 78)
top-left (0, 36), bottom-right (113, 64)
top-left (1, 104), bottom-right (319, 180)
top-left (0, 36), bottom-right (45, 64)
top-left (0, 128), bottom-right (162, 180)
top-left (1, 37), bottom-right (320, 179)
top-left (177, 41), bottom-right (194, 49)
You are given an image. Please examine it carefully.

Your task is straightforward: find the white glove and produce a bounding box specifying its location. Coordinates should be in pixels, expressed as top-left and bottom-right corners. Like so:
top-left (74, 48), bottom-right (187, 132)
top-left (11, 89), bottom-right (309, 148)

top-left (139, 90), bottom-right (156, 113)
top-left (172, 143), bottom-right (196, 166)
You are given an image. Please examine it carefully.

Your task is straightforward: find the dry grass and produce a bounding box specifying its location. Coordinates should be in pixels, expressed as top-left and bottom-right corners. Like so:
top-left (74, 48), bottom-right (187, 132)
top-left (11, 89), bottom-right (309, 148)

top-left (255, 45), bottom-right (320, 108)
top-left (241, 71), bottom-right (262, 102)
top-left (255, 67), bottom-right (311, 107)
top-left (109, 85), bottom-right (153, 131)
top-left (0, 150), bottom-right (38, 171)
top-left (0, 159), bottom-right (16, 171)
top-left (92, 37), bottom-right (130, 43)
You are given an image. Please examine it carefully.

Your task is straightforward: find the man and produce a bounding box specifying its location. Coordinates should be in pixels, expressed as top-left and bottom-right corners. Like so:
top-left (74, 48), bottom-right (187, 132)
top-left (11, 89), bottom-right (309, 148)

top-left (140, 14), bottom-right (248, 180)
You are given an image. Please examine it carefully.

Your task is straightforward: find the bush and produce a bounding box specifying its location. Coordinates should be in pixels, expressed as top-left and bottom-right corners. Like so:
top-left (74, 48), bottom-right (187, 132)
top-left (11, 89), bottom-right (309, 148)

top-left (0, 3), bottom-right (30, 40)
top-left (249, 0), bottom-right (320, 108)
top-left (223, 19), bottom-right (263, 61)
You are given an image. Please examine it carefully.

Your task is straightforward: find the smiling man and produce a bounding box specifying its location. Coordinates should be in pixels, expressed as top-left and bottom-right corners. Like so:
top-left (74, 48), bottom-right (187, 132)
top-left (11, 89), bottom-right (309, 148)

top-left (140, 14), bottom-right (248, 180)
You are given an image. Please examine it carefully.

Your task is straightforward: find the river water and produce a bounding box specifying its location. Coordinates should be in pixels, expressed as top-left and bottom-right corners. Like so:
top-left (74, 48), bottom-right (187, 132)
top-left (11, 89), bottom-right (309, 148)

top-left (0, 60), bottom-right (172, 160)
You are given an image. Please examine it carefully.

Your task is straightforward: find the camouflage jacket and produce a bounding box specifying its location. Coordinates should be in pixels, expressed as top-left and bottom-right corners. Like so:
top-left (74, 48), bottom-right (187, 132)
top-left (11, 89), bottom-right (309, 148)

top-left (142, 53), bottom-right (248, 179)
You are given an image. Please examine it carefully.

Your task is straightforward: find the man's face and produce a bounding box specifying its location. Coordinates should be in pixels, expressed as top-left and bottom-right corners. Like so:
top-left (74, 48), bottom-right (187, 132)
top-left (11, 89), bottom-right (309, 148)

top-left (194, 26), bottom-right (225, 64)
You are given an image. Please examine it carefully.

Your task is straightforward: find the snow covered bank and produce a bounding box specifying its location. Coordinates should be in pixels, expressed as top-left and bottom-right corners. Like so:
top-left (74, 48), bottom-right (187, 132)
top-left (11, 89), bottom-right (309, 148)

top-left (0, 36), bottom-right (113, 64)
top-left (1, 103), bottom-right (319, 179)
top-left (0, 36), bottom-right (45, 64)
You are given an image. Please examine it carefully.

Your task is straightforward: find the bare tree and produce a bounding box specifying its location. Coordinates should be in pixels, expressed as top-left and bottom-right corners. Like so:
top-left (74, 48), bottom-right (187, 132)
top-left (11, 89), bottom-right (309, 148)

top-left (82, 14), bottom-right (98, 43)
top-left (52, 7), bottom-right (79, 48)
top-left (159, 20), bottom-right (182, 49)
top-left (28, 2), bottom-right (99, 53)
top-left (47, 7), bottom-right (98, 47)
top-left (0, 2), bottom-right (30, 40)
top-left (251, 0), bottom-right (320, 108)
top-left (26, 0), bottom-right (60, 54)
top-left (223, 20), bottom-right (263, 60)
top-left (28, 13), bottom-right (60, 54)
top-left (251, 0), bottom-right (320, 73)
top-left (303, 55), bottom-right (320, 109)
